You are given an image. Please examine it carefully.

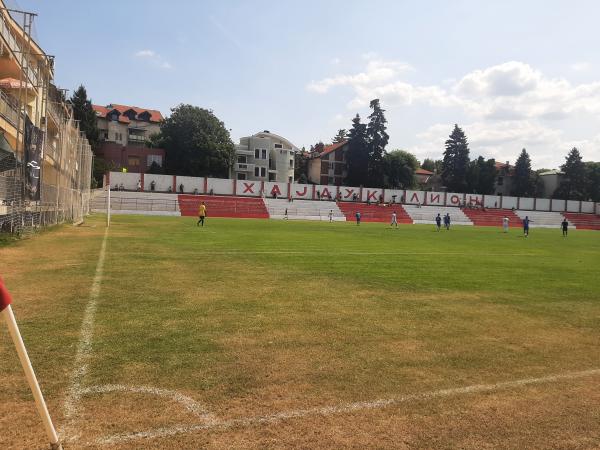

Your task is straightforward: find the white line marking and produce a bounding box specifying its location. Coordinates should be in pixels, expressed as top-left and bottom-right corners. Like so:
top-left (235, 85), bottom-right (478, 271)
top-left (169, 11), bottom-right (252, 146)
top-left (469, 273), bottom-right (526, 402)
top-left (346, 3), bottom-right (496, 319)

top-left (109, 250), bottom-right (538, 257)
top-left (62, 227), bottom-right (109, 441)
top-left (88, 368), bottom-right (600, 446)
top-left (81, 384), bottom-right (217, 423)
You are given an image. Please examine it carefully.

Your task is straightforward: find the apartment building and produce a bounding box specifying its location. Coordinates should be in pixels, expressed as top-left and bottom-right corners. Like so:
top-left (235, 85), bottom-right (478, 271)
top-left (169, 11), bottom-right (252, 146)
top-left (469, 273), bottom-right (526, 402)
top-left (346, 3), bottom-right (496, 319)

top-left (93, 103), bottom-right (165, 173)
top-left (0, 1), bottom-right (93, 231)
top-left (232, 130), bottom-right (298, 182)
top-left (307, 140), bottom-right (348, 185)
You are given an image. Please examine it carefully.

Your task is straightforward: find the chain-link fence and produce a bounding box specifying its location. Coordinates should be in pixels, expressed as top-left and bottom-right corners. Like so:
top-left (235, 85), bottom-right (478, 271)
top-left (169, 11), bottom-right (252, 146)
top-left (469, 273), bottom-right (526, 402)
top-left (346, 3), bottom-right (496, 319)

top-left (0, 6), bottom-right (93, 234)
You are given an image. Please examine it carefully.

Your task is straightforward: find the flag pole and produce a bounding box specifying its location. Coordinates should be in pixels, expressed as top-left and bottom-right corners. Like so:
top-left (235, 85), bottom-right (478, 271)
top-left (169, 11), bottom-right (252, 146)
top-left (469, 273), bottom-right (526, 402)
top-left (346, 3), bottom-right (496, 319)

top-left (106, 184), bottom-right (111, 227)
top-left (1, 281), bottom-right (62, 450)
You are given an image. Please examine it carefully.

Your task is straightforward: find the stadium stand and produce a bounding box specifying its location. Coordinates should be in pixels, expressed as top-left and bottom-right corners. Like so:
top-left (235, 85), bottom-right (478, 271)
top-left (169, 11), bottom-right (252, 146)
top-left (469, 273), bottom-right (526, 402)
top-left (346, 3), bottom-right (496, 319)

top-left (513, 210), bottom-right (569, 228)
top-left (336, 202), bottom-right (412, 223)
top-left (461, 207), bottom-right (521, 227)
top-left (562, 212), bottom-right (600, 230)
top-left (403, 205), bottom-right (473, 225)
top-left (264, 198), bottom-right (346, 221)
top-left (178, 195), bottom-right (269, 219)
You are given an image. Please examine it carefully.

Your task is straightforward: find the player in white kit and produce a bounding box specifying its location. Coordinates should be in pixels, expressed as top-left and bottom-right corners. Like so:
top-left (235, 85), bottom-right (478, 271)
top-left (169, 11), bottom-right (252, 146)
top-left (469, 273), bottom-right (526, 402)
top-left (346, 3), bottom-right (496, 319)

top-left (502, 216), bottom-right (509, 232)
top-left (391, 211), bottom-right (398, 227)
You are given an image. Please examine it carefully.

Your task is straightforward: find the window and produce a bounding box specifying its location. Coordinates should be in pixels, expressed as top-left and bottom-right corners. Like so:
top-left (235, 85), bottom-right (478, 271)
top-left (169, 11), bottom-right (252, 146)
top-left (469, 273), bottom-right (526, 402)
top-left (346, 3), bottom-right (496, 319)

top-left (255, 149), bottom-right (260, 158)
top-left (237, 173), bottom-right (246, 180)
top-left (237, 155), bottom-right (246, 163)
top-left (260, 167), bottom-right (266, 177)
top-left (128, 156), bottom-right (140, 167)
top-left (111, 113), bottom-right (119, 121)
top-left (254, 167), bottom-right (259, 177)
top-left (274, 143), bottom-right (282, 149)
top-left (289, 159), bottom-right (294, 168)
top-left (289, 176), bottom-right (293, 183)
top-left (147, 155), bottom-right (163, 167)
top-left (261, 149), bottom-right (267, 159)
top-left (497, 176), bottom-right (504, 186)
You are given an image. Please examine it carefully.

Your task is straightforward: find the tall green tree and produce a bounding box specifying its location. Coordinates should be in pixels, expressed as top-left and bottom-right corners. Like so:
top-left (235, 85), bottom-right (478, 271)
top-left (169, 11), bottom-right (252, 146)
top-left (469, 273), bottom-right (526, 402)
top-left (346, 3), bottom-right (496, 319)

top-left (345, 114), bottom-right (369, 186)
top-left (294, 148), bottom-right (310, 183)
top-left (512, 148), bottom-right (535, 196)
top-left (366, 99), bottom-right (389, 187)
top-left (70, 85), bottom-right (101, 185)
top-left (584, 161), bottom-right (600, 202)
top-left (554, 148), bottom-right (587, 200)
top-left (383, 150), bottom-right (418, 189)
top-left (70, 85), bottom-right (99, 149)
top-left (332, 129), bottom-right (347, 143)
top-left (158, 104), bottom-right (234, 177)
top-left (442, 124), bottom-right (470, 192)
top-left (466, 156), bottom-right (497, 194)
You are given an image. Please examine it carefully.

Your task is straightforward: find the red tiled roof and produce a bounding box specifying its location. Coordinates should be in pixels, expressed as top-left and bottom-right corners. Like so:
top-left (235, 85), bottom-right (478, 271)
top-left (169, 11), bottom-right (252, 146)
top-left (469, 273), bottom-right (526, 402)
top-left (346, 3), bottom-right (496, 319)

top-left (92, 103), bottom-right (164, 123)
top-left (314, 140), bottom-right (347, 158)
top-left (108, 103), bottom-right (164, 122)
top-left (416, 168), bottom-right (433, 175)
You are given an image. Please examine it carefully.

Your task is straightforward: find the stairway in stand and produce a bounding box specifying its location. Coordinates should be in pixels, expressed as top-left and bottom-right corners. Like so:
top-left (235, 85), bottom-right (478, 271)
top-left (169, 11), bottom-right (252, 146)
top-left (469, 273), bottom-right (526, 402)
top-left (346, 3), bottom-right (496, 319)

top-left (177, 195), bottom-right (269, 219)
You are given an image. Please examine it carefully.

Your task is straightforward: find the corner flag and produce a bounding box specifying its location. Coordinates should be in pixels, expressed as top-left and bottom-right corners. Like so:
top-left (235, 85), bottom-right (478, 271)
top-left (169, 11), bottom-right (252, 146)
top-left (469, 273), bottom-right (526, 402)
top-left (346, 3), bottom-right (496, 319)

top-left (0, 277), bottom-right (12, 311)
top-left (1, 277), bottom-right (62, 449)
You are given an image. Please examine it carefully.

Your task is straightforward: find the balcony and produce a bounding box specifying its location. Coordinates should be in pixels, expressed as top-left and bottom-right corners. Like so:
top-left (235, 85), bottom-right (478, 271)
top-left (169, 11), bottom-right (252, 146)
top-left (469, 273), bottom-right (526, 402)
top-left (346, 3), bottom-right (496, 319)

top-left (128, 134), bottom-right (147, 144)
top-left (0, 89), bottom-right (19, 127)
top-left (236, 148), bottom-right (254, 156)
top-left (235, 162), bottom-right (254, 172)
top-left (0, 13), bottom-right (40, 87)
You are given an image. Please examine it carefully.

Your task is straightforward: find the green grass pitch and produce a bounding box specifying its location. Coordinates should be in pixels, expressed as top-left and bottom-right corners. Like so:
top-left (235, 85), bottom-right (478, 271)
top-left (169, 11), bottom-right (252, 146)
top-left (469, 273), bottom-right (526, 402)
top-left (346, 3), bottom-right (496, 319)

top-left (1, 214), bottom-right (599, 449)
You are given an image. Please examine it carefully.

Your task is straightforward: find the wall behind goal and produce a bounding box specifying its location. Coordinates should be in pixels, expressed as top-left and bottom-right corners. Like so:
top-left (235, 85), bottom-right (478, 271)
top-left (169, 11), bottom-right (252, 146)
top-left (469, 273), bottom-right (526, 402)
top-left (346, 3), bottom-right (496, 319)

top-left (106, 172), bottom-right (599, 214)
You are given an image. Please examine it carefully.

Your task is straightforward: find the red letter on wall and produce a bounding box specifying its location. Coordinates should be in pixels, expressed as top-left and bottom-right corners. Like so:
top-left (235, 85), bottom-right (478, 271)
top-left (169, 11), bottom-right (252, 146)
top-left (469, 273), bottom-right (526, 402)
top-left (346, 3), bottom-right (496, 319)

top-left (344, 188), bottom-right (355, 198)
top-left (243, 182), bottom-right (255, 193)
top-left (296, 186), bottom-right (308, 197)
top-left (271, 185), bottom-right (282, 197)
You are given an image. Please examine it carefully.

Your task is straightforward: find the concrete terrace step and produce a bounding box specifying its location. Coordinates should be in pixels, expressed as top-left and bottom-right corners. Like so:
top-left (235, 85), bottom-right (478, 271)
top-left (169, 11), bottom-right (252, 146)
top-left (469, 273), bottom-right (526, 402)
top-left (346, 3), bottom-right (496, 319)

top-left (263, 198), bottom-right (345, 221)
top-left (403, 205), bottom-right (473, 225)
top-left (513, 210), bottom-right (569, 228)
top-left (562, 212), bottom-right (600, 230)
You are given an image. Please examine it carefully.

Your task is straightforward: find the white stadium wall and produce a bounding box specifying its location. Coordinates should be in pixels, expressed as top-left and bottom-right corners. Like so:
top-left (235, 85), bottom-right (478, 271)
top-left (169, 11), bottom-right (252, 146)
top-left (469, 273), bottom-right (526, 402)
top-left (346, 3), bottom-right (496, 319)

top-left (109, 172), bottom-right (140, 190)
top-left (175, 176), bottom-right (204, 194)
top-left (551, 199), bottom-right (566, 212)
top-left (292, 183), bottom-right (311, 200)
top-left (581, 201), bottom-right (594, 214)
top-left (339, 186), bottom-right (360, 201)
top-left (446, 192), bottom-right (464, 207)
top-left (207, 178), bottom-right (234, 196)
top-left (315, 184), bottom-right (336, 200)
top-left (536, 198), bottom-right (550, 211)
top-left (264, 181), bottom-right (289, 198)
top-left (519, 197), bottom-right (534, 210)
top-left (425, 191), bottom-right (444, 206)
top-left (362, 187), bottom-right (383, 203)
top-left (106, 172), bottom-right (600, 216)
top-left (502, 196), bottom-right (518, 209)
top-left (484, 195), bottom-right (500, 208)
top-left (144, 174), bottom-right (173, 192)
top-left (236, 179), bottom-right (261, 196)
top-left (405, 190), bottom-right (425, 205)
top-left (566, 200), bottom-right (580, 212)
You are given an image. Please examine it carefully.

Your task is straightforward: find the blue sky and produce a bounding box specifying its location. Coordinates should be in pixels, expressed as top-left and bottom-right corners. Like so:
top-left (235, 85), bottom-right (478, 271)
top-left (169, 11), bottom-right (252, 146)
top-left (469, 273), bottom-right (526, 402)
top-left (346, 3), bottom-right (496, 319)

top-left (14, 0), bottom-right (600, 168)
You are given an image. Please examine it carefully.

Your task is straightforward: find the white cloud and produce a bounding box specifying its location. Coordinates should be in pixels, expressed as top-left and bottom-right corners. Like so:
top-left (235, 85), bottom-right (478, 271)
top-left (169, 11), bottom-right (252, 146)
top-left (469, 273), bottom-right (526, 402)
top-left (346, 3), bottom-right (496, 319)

top-left (330, 57), bottom-right (341, 65)
top-left (571, 62), bottom-right (591, 72)
top-left (134, 49), bottom-right (172, 70)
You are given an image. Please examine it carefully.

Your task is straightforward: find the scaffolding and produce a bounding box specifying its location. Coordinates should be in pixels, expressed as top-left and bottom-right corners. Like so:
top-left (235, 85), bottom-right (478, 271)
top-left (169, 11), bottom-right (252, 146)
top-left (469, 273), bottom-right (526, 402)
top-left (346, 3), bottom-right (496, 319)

top-left (0, 4), bottom-right (93, 233)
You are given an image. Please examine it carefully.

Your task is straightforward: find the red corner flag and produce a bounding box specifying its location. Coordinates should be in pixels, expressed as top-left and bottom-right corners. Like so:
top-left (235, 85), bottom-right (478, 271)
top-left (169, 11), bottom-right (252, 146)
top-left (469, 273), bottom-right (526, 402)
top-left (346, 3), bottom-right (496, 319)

top-left (0, 277), bottom-right (12, 312)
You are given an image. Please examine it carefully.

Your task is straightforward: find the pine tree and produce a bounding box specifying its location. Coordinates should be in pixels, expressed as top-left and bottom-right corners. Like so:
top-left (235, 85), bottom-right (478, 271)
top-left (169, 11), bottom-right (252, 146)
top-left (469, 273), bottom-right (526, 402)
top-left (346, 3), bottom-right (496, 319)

top-left (366, 99), bottom-right (389, 187)
top-left (332, 129), bottom-right (347, 143)
top-left (442, 124), bottom-right (470, 192)
top-left (554, 147), bottom-right (587, 200)
top-left (511, 148), bottom-right (534, 196)
top-left (70, 85), bottom-right (99, 150)
top-left (346, 114), bottom-right (368, 186)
